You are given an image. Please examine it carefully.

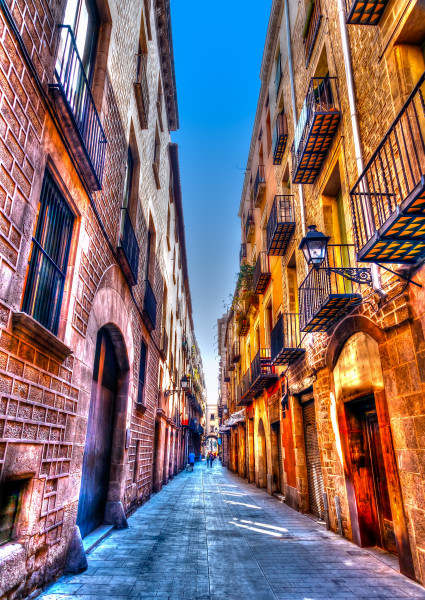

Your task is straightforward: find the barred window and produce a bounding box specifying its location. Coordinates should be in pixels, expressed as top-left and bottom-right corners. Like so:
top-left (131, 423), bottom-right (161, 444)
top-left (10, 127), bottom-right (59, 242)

top-left (22, 172), bottom-right (74, 334)
top-left (138, 340), bottom-right (148, 406)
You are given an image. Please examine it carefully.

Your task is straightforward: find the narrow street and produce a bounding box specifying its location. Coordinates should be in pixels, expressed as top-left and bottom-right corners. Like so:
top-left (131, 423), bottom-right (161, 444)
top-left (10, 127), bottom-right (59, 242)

top-left (42, 463), bottom-right (425, 600)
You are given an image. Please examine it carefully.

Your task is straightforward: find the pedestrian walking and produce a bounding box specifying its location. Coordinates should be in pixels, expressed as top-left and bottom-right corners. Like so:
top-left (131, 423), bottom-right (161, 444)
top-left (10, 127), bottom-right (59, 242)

top-left (188, 451), bottom-right (195, 471)
top-left (207, 451), bottom-right (211, 467)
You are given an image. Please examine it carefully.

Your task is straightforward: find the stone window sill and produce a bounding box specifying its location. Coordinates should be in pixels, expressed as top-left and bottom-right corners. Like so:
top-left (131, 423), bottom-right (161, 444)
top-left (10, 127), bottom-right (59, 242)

top-left (135, 402), bottom-right (147, 415)
top-left (12, 312), bottom-right (72, 363)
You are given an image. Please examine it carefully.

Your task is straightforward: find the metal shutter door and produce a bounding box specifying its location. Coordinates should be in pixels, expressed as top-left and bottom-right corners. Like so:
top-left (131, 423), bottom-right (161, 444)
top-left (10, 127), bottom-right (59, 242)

top-left (303, 400), bottom-right (324, 518)
top-left (277, 424), bottom-right (285, 495)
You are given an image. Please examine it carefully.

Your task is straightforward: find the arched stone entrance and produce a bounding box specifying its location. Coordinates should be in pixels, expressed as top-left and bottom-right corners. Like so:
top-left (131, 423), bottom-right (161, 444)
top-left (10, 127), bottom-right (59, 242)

top-left (332, 330), bottom-right (414, 579)
top-left (77, 325), bottom-right (129, 538)
top-left (257, 419), bottom-right (267, 488)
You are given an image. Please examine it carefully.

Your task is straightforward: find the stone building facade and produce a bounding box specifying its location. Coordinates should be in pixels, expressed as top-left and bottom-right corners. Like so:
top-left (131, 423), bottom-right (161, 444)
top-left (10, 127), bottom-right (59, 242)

top-left (0, 0), bottom-right (205, 597)
top-left (217, 312), bottom-right (229, 467)
top-left (221, 0), bottom-right (425, 585)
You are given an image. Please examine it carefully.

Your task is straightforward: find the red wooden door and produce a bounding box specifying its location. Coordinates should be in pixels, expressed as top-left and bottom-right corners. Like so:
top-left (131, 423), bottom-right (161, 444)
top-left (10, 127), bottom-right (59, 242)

top-left (77, 329), bottom-right (118, 539)
top-left (366, 411), bottom-right (397, 554)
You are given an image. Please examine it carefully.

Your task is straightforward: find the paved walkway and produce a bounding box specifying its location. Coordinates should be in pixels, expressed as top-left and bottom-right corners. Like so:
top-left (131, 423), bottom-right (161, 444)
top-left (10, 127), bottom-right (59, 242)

top-left (42, 462), bottom-right (425, 600)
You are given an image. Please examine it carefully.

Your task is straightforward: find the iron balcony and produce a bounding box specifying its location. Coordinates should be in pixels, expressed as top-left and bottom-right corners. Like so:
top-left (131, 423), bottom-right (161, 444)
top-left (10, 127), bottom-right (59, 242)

top-left (49, 25), bottom-right (107, 191)
top-left (245, 210), bottom-right (255, 244)
top-left (299, 244), bottom-right (371, 332)
top-left (117, 208), bottom-right (140, 286)
top-left (224, 366), bottom-right (230, 382)
top-left (253, 166), bottom-right (266, 207)
top-left (273, 114), bottom-right (288, 165)
top-left (304, 0), bottom-right (322, 66)
top-left (267, 196), bottom-right (296, 256)
top-left (240, 243), bottom-right (247, 264)
top-left (143, 280), bottom-right (157, 330)
top-left (345, 0), bottom-right (388, 25)
top-left (134, 53), bottom-right (150, 128)
top-left (271, 313), bottom-right (305, 366)
top-left (239, 349), bottom-right (278, 404)
top-left (160, 327), bottom-right (168, 361)
top-left (237, 311), bottom-right (250, 337)
top-left (253, 252), bottom-right (271, 294)
top-left (231, 340), bottom-right (241, 363)
top-left (350, 71), bottom-right (425, 264)
top-left (275, 53), bottom-right (282, 96)
top-left (291, 77), bottom-right (341, 185)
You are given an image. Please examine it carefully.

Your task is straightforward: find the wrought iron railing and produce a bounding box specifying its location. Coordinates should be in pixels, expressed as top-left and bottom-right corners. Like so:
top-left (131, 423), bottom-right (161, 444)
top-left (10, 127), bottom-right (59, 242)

top-left (161, 327), bottom-right (168, 358)
top-left (253, 252), bottom-right (271, 294)
top-left (231, 340), bottom-right (241, 363)
top-left (251, 348), bottom-right (275, 382)
top-left (240, 243), bottom-right (247, 264)
top-left (292, 77), bottom-right (341, 184)
top-left (118, 208), bottom-right (140, 284)
top-left (267, 195), bottom-right (295, 255)
top-left (245, 210), bottom-right (255, 243)
top-left (273, 113), bottom-right (288, 165)
top-left (253, 166), bottom-right (266, 206)
top-left (143, 279), bottom-right (157, 329)
top-left (135, 52), bottom-right (150, 128)
top-left (303, 0), bottom-right (322, 66)
top-left (299, 244), bottom-right (369, 332)
top-left (271, 313), bottom-right (303, 364)
top-left (275, 53), bottom-right (282, 95)
top-left (351, 72), bottom-right (425, 263)
top-left (241, 369), bottom-right (252, 399)
top-left (53, 25), bottom-right (106, 187)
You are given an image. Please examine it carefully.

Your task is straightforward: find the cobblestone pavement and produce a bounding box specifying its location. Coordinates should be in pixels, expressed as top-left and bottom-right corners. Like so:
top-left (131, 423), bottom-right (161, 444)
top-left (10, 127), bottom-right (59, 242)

top-left (42, 462), bottom-right (425, 600)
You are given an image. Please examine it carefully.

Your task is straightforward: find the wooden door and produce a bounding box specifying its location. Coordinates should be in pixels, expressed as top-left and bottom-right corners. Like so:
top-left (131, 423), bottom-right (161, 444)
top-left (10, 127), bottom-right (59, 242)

top-left (366, 411), bottom-right (397, 554)
top-left (77, 329), bottom-right (118, 539)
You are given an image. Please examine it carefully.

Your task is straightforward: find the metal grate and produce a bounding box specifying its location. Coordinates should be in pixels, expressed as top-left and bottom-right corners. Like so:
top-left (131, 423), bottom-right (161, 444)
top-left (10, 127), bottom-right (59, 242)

top-left (253, 252), bottom-right (271, 294)
top-left (22, 171), bottom-right (74, 334)
top-left (267, 196), bottom-right (296, 256)
top-left (303, 401), bottom-right (324, 519)
top-left (304, 0), bottom-right (322, 66)
top-left (273, 113), bottom-right (289, 165)
top-left (271, 313), bottom-right (305, 366)
top-left (253, 166), bottom-right (266, 207)
top-left (345, 0), bottom-right (389, 25)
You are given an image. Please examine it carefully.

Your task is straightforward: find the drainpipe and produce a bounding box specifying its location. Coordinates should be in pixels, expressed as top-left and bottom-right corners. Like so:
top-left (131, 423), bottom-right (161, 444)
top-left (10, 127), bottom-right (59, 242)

top-left (284, 0), bottom-right (307, 241)
top-left (336, 0), bottom-right (384, 296)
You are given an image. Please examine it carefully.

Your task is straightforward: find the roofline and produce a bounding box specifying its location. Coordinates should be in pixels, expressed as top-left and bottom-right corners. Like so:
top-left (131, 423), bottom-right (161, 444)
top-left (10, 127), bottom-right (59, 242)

top-left (155, 0), bottom-right (180, 131)
top-left (238, 0), bottom-right (284, 217)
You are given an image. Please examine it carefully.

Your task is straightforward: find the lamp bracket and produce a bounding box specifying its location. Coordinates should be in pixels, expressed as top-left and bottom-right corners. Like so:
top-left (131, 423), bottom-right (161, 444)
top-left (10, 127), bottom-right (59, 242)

top-left (164, 389), bottom-right (181, 397)
top-left (327, 267), bottom-right (373, 287)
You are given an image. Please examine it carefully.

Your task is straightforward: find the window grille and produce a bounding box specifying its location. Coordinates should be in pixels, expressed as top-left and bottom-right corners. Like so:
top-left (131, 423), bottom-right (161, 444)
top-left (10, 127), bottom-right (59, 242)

top-left (22, 172), bottom-right (74, 334)
top-left (138, 340), bottom-right (147, 405)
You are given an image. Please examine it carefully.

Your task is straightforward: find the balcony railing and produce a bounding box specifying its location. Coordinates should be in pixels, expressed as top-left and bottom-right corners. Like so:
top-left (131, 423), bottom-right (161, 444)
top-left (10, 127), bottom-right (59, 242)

top-left (240, 349), bottom-right (278, 404)
top-left (350, 72), bottom-right (425, 265)
top-left (240, 243), bottom-right (247, 264)
top-left (143, 280), bottom-right (157, 330)
top-left (345, 0), bottom-right (388, 25)
top-left (231, 341), bottom-right (241, 363)
top-left (271, 313), bottom-right (305, 366)
top-left (224, 367), bottom-right (230, 382)
top-left (292, 77), bottom-right (341, 185)
top-left (117, 208), bottom-right (140, 286)
top-left (50, 25), bottom-right (106, 191)
top-left (299, 244), bottom-right (370, 332)
top-left (236, 311), bottom-right (250, 337)
top-left (245, 210), bottom-right (255, 243)
top-left (253, 252), bottom-right (271, 294)
top-left (253, 166), bottom-right (266, 207)
top-left (273, 113), bottom-right (288, 165)
top-left (275, 53), bottom-right (282, 96)
top-left (303, 0), bottom-right (322, 66)
top-left (228, 355), bottom-right (235, 371)
top-left (267, 196), bottom-right (296, 256)
top-left (135, 52), bottom-right (150, 129)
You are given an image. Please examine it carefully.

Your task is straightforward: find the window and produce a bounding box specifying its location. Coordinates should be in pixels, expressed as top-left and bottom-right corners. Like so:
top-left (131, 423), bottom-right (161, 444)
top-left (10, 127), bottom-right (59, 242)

top-left (153, 126), bottom-right (161, 188)
top-left (210, 413), bottom-right (215, 421)
top-left (210, 425), bottom-right (214, 433)
top-left (123, 148), bottom-right (134, 210)
top-left (138, 340), bottom-right (148, 406)
top-left (0, 480), bottom-right (25, 546)
top-left (22, 171), bottom-right (74, 335)
top-left (146, 221), bottom-right (156, 284)
top-left (133, 439), bottom-right (140, 483)
top-left (63, 0), bottom-right (100, 80)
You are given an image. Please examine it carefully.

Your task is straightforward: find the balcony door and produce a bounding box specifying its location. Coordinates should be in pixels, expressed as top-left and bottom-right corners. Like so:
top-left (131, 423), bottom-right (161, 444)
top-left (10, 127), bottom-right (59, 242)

top-left (63, 0), bottom-right (99, 80)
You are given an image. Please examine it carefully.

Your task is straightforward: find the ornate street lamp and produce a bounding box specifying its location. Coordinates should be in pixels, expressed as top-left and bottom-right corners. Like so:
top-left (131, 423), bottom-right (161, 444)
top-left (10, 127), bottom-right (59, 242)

top-left (164, 375), bottom-right (191, 397)
top-left (299, 225), bottom-right (329, 269)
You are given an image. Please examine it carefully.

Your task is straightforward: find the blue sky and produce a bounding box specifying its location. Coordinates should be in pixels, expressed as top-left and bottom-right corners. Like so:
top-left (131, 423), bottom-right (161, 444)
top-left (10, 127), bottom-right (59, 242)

top-left (171, 1), bottom-right (272, 404)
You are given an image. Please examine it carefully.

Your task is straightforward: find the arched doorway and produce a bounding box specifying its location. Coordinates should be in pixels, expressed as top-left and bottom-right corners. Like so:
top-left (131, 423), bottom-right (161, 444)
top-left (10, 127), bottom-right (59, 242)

top-left (77, 326), bottom-right (128, 539)
top-left (257, 419), bottom-right (267, 488)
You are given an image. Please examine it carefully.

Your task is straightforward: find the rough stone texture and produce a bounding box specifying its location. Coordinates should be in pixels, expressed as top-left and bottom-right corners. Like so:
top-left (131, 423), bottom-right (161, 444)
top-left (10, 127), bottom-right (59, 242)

top-left (63, 528), bottom-right (87, 575)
